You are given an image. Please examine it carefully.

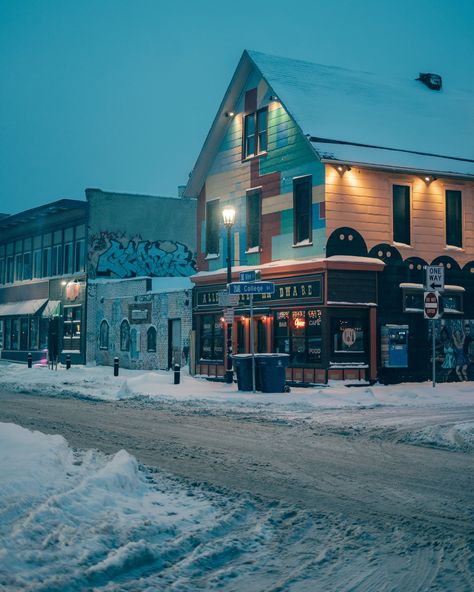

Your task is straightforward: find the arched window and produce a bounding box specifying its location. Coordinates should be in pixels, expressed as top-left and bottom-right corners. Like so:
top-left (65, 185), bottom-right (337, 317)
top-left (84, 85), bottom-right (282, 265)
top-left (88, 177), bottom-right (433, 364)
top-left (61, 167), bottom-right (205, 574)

top-left (99, 320), bottom-right (109, 350)
top-left (147, 326), bottom-right (157, 352)
top-left (120, 319), bottom-right (130, 351)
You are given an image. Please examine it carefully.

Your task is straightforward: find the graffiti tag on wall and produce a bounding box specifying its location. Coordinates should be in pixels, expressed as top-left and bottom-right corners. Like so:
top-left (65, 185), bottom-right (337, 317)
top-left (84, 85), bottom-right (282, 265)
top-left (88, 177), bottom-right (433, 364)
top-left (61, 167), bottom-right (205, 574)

top-left (89, 232), bottom-right (196, 278)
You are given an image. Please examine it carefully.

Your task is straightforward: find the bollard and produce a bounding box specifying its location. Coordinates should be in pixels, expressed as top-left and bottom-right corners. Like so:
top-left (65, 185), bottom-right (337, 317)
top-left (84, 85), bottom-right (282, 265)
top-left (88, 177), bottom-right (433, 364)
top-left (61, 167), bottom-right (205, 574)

top-left (174, 363), bottom-right (180, 385)
top-left (66, 354), bottom-right (71, 370)
top-left (27, 353), bottom-right (32, 369)
top-left (114, 356), bottom-right (119, 377)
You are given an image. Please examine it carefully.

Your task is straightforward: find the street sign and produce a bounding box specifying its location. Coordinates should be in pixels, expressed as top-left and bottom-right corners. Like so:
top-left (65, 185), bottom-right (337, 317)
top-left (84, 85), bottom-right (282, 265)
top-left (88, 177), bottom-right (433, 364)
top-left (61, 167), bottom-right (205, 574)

top-left (228, 281), bottom-right (275, 295)
top-left (219, 290), bottom-right (239, 307)
top-left (424, 265), bottom-right (445, 291)
top-left (223, 308), bottom-right (234, 323)
top-left (239, 270), bottom-right (260, 282)
top-left (424, 291), bottom-right (440, 319)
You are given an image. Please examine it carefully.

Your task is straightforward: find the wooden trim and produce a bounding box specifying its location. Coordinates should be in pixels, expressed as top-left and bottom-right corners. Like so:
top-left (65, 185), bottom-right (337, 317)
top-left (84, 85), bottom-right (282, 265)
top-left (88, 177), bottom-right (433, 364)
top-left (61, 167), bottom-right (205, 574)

top-left (370, 306), bottom-right (377, 380)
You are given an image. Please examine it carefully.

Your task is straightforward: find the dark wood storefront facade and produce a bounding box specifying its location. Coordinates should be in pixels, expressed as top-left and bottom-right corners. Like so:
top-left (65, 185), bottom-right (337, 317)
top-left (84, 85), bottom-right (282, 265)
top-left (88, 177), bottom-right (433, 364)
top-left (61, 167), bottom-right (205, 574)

top-left (193, 258), bottom-right (384, 382)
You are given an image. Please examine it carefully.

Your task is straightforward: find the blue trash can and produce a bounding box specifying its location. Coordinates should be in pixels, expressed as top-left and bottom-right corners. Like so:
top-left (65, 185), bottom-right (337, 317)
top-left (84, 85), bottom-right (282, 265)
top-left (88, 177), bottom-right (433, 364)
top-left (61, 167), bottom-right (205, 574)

top-left (257, 354), bottom-right (290, 393)
top-left (232, 354), bottom-right (261, 391)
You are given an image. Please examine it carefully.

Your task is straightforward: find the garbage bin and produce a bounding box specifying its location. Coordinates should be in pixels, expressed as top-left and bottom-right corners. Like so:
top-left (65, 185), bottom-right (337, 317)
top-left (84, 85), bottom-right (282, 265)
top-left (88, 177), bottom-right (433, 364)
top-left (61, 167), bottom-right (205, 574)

top-left (232, 354), bottom-right (261, 391)
top-left (257, 354), bottom-right (290, 393)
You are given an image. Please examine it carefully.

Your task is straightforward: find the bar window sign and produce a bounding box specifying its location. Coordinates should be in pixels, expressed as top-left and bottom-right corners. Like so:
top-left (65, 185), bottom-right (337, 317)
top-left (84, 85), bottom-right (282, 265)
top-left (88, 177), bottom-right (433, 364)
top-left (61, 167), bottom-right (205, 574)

top-left (333, 318), bottom-right (366, 353)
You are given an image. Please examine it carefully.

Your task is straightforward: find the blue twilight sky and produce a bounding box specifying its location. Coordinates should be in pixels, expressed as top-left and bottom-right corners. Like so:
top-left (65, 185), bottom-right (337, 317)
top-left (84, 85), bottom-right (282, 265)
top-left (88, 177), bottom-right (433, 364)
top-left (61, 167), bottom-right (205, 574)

top-left (1, 0), bottom-right (473, 214)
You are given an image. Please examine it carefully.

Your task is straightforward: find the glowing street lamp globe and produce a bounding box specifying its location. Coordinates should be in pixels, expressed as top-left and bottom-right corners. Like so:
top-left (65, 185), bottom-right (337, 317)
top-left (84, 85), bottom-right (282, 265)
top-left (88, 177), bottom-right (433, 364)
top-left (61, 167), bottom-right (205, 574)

top-left (222, 206), bottom-right (236, 228)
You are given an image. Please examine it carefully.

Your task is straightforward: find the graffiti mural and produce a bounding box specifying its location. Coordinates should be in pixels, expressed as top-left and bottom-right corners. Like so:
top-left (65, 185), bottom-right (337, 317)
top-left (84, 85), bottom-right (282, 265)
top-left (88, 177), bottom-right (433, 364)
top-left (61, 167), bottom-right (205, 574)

top-left (89, 232), bottom-right (196, 278)
top-left (430, 320), bottom-right (474, 382)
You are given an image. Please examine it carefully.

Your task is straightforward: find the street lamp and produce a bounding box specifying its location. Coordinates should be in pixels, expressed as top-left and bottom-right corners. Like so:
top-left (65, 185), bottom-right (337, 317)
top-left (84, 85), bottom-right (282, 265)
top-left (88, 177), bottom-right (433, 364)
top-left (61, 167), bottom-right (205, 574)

top-left (222, 206), bottom-right (236, 384)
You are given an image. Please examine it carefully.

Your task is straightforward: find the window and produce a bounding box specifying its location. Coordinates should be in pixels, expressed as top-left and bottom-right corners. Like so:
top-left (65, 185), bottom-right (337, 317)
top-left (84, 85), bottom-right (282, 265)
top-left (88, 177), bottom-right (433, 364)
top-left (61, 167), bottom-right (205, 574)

top-left (64, 242), bottom-right (73, 274)
top-left (20, 318), bottom-right (28, 350)
top-left (0, 258), bottom-right (5, 284)
top-left (29, 318), bottom-right (39, 350)
top-left (33, 249), bottom-right (42, 278)
top-left (246, 190), bottom-right (261, 251)
top-left (75, 239), bottom-right (85, 272)
top-left (63, 306), bottom-right (81, 351)
top-left (199, 315), bottom-right (224, 360)
top-left (332, 318), bottom-right (366, 354)
top-left (99, 320), bottom-right (109, 350)
top-left (393, 185), bottom-right (410, 245)
top-left (42, 247), bottom-right (51, 277)
top-left (243, 108), bottom-right (267, 158)
top-left (51, 244), bottom-right (63, 276)
top-left (120, 319), bottom-right (130, 351)
top-left (206, 200), bottom-right (220, 256)
top-left (446, 190), bottom-right (462, 247)
top-left (11, 319), bottom-right (19, 350)
top-left (293, 176), bottom-right (312, 244)
top-left (147, 326), bottom-right (157, 352)
top-left (0, 319), bottom-right (3, 349)
top-left (274, 309), bottom-right (322, 364)
top-left (4, 319), bottom-right (11, 349)
top-left (15, 254), bottom-right (23, 282)
top-left (6, 256), bottom-right (14, 283)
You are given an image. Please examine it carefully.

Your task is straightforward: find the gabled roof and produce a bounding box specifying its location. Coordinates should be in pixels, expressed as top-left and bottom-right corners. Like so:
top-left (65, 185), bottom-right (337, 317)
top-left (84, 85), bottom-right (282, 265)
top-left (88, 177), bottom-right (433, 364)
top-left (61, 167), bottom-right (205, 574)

top-left (184, 50), bottom-right (474, 197)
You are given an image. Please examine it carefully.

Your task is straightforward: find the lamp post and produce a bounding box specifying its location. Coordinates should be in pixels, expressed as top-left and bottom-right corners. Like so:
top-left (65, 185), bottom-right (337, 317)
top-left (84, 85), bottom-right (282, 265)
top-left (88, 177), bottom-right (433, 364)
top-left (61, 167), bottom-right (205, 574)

top-left (222, 206), bottom-right (236, 384)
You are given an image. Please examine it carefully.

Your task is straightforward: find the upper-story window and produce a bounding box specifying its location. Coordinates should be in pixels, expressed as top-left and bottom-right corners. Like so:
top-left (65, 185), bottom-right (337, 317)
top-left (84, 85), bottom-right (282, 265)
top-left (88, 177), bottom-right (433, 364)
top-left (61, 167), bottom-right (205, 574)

top-left (446, 190), bottom-right (462, 247)
top-left (392, 184), bottom-right (411, 245)
top-left (206, 200), bottom-right (220, 256)
top-left (293, 176), bottom-right (312, 245)
top-left (246, 189), bottom-right (261, 251)
top-left (243, 108), bottom-right (267, 159)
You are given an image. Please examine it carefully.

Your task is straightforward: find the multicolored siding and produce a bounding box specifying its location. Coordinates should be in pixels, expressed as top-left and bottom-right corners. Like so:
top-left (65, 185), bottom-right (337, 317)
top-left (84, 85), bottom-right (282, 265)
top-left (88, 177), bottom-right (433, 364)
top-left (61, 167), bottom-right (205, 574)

top-left (197, 67), bottom-right (325, 271)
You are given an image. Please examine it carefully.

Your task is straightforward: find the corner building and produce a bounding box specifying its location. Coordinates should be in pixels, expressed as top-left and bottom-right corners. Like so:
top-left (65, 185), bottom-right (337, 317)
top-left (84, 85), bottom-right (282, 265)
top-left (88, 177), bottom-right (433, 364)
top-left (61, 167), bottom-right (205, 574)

top-left (185, 50), bottom-right (474, 383)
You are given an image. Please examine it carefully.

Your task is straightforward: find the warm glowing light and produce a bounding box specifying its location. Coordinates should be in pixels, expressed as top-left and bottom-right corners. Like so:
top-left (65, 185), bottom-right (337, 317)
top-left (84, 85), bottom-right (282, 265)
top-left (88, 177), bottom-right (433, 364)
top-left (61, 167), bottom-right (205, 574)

top-left (225, 111), bottom-right (235, 118)
top-left (222, 206), bottom-right (236, 227)
top-left (335, 164), bottom-right (352, 176)
top-left (294, 318), bottom-right (306, 329)
top-left (422, 175), bottom-right (437, 184)
top-left (220, 317), bottom-right (225, 323)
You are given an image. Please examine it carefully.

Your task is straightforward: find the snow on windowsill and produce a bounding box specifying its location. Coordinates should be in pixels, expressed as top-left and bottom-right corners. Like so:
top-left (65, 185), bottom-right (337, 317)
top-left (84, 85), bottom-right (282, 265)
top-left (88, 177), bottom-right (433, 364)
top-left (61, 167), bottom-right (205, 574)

top-left (400, 282), bottom-right (465, 292)
top-left (292, 239), bottom-right (313, 248)
top-left (245, 246), bottom-right (261, 254)
top-left (392, 241), bottom-right (413, 248)
top-left (205, 253), bottom-right (219, 260)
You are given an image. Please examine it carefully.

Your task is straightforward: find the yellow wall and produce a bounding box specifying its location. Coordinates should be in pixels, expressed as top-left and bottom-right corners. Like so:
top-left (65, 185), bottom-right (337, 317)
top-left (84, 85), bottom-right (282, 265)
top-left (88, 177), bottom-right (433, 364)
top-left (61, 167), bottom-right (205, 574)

top-left (325, 165), bottom-right (474, 266)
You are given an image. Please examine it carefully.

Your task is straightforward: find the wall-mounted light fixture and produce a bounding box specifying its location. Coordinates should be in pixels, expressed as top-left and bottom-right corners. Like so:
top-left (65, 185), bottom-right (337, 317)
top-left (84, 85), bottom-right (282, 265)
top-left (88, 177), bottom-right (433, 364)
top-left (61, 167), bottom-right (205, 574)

top-left (422, 175), bottom-right (437, 184)
top-left (334, 164), bottom-right (352, 176)
top-left (269, 95), bottom-right (278, 101)
top-left (225, 111), bottom-right (235, 118)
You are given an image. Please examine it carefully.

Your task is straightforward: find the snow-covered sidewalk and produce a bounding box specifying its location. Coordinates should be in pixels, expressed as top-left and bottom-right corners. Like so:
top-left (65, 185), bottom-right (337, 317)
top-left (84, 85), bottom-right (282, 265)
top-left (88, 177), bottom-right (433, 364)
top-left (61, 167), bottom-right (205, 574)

top-left (0, 360), bottom-right (473, 412)
top-left (1, 361), bottom-right (474, 453)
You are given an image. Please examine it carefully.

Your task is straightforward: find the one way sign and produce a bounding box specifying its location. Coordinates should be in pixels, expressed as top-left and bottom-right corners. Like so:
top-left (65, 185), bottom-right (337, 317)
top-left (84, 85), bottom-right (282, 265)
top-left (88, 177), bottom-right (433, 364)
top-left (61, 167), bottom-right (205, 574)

top-left (424, 265), bottom-right (445, 291)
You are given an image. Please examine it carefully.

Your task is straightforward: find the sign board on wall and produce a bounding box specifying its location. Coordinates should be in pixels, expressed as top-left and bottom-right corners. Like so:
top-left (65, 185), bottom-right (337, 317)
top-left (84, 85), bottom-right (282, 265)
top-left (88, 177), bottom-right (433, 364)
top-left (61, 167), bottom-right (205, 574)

top-left (128, 303), bottom-right (151, 324)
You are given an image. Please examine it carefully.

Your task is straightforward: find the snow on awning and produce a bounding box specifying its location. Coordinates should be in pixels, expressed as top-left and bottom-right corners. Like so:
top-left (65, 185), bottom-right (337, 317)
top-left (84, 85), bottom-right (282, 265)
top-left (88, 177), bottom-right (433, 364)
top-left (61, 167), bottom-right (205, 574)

top-left (399, 283), bottom-right (465, 292)
top-left (42, 300), bottom-right (61, 318)
top-left (0, 299), bottom-right (48, 316)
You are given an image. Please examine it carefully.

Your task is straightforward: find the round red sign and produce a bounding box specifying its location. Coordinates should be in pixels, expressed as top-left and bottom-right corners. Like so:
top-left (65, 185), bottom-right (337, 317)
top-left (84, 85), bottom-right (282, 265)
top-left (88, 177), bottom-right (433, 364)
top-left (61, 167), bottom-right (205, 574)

top-left (424, 291), bottom-right (439, 319)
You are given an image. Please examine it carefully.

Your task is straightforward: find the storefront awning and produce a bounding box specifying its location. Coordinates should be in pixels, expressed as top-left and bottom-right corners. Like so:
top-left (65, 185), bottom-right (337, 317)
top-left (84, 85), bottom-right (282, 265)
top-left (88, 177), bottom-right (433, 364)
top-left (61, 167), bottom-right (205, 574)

top-left (0, 299), bottom-right (48, 316)
top-left (42, 300), bottom-right (61, 318)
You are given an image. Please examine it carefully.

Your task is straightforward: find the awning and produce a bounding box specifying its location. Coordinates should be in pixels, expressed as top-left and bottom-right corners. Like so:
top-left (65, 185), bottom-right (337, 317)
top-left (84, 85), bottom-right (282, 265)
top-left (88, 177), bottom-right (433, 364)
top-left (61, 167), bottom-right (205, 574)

top-left (42, 300), bottom-right (61, 318)
top-left (0, 299), bottom-right (48, 317)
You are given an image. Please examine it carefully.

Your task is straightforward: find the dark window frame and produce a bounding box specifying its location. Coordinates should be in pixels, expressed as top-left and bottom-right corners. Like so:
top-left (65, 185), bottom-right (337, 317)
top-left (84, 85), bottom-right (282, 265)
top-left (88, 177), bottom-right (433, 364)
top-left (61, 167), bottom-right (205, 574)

top-left (293, 176), bottom-right (313, 245)
top-left (243, 107), bottom-right (268, 159)
top-left (120, 319), bottom-right (131, 352)
top-left (198, 314), bottom-right (224, 361)
top-left (99, 319), bottom-right (109, 350)
top-left (147, 326), bottom-right (157, 352)
top-left (274, 308), bottom-right (323, 365)
top-left (445, 189), bottom-right (462, 248)
top-left (246, 189), bottom-right (262, 251)
top-left (392, 184), bottom-right (411, 245)
top-left (205, 200), bottom-right (220, 256)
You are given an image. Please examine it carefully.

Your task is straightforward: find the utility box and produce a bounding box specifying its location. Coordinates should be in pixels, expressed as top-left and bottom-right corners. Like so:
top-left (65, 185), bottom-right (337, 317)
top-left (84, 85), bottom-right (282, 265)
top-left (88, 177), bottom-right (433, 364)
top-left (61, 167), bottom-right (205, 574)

top-left (381, 324), bottom-right (409, 368)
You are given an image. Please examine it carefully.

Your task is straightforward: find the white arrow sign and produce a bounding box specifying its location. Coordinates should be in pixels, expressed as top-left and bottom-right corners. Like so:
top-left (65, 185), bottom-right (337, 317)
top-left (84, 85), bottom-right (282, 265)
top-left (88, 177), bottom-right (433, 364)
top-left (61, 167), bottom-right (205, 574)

top-left (425, 265), bottom-right (445, 292)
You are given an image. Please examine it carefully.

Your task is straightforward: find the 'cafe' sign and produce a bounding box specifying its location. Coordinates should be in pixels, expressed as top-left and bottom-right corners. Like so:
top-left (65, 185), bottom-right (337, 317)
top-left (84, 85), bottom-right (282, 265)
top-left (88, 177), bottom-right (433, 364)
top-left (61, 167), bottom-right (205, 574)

top-left (197, 276), bottom-right (323, 307)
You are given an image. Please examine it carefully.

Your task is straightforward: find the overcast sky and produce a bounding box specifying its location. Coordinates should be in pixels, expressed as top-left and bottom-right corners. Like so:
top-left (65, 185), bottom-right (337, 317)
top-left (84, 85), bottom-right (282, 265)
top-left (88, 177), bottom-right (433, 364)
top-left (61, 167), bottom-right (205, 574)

top-left (1, 0), bottom-right (473, 214)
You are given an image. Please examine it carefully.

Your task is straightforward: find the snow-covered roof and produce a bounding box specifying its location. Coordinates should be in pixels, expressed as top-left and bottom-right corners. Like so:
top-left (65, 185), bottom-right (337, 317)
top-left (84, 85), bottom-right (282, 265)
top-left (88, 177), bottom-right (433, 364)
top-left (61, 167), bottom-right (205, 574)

top-left (184, 51), bottom-right (473, 197)
top-left (248, 50), bottom-right (473, 178)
